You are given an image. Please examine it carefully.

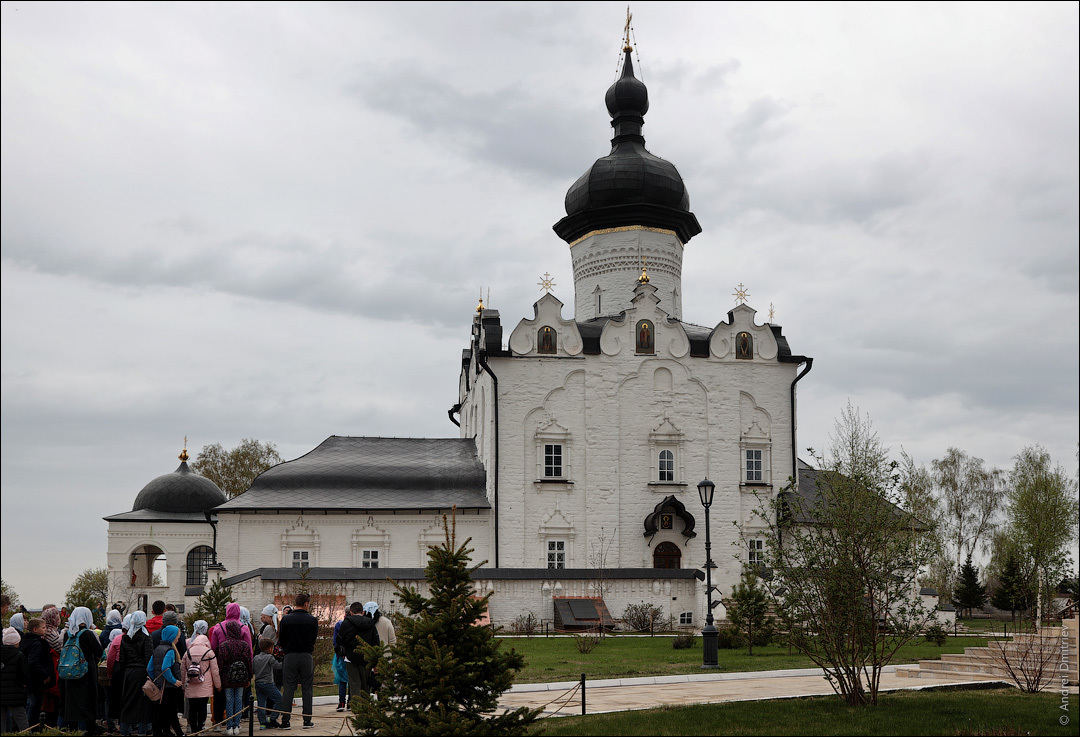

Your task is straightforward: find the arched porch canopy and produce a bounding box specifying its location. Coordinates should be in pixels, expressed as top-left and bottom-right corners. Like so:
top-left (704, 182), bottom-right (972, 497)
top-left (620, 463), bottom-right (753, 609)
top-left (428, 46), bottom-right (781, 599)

top-left (642, 495), bottom-right (696, 541)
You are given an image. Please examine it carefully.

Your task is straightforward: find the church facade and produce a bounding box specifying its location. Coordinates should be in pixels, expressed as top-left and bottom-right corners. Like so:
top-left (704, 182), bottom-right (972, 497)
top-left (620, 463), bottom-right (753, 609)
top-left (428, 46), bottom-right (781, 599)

top-left (105, 46), bottom-right (812, 628)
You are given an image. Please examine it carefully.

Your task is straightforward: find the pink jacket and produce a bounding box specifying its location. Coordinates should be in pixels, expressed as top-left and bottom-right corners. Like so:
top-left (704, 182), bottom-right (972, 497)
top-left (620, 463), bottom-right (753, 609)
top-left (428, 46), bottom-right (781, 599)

top-left (181, 634), bottom-right (221, 698)
top-left (209, 603), bottom-right (252, 655)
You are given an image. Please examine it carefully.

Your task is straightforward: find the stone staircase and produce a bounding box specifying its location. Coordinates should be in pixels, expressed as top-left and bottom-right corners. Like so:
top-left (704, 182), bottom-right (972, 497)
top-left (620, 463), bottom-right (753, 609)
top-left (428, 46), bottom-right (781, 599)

top-left (895, 623), bottom-right (1077, 688)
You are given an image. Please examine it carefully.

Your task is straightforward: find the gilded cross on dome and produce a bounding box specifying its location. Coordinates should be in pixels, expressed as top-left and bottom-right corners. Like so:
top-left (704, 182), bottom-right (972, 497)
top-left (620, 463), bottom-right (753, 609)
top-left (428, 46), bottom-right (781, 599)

top-left (733, 283), bottom-right (750, 305)
top-left (769, 303), bottom-right (775, 322)
top-left (538, 272), bottom-right (557, 293)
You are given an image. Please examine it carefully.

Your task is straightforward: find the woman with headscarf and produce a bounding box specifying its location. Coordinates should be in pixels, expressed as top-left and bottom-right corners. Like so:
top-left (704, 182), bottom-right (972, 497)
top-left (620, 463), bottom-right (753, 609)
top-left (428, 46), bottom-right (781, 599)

top-left (8, 612), bottom-right (24, 634)
top-left (216, 621), bottom-right (252, 737)
top-left (209, 602), bottom-right (248, 727)
top-left (59, 606), bottom-right (103, 735)
top-left (147, 624), bottom-right (184, 737)
top-left (258, 604), bottom-right (279, 645)
top-left (181, 620), bottom-right (219, 734)
top-left (38, 606), bottom-right (62, 726)
top-left (117, 611), bottom-right (153, 736)
top-left (99, 609), bottom-right (124, 650)
top-left (40, 606), bottom-right (63, 653)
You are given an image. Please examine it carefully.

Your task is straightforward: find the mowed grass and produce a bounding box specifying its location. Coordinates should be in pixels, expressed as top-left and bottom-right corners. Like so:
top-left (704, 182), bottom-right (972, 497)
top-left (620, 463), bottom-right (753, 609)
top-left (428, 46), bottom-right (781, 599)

top-left (500, 635), bottom-right (992, 684)
top-left (531, 687), bottom-right (1073, 736)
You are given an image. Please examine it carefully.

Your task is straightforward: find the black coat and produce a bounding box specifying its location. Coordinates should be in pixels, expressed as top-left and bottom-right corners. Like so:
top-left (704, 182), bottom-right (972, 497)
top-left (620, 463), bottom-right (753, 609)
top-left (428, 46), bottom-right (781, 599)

top-left (336, 614), bottom-right (379, 661)
top-left (118, 630), bottom-right (154, 725)
top-left (18, 630), bottom-right (52, 697)
top-left (1, 643), bottom-right (29, 708)
top-left (60, 628), bottom-right (102, 722)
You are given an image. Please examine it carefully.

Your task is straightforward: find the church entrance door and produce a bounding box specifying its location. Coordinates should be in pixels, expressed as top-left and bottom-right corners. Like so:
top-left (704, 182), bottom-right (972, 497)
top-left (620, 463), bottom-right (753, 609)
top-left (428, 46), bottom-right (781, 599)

top-left (653, 541), bottom-right (681, 569)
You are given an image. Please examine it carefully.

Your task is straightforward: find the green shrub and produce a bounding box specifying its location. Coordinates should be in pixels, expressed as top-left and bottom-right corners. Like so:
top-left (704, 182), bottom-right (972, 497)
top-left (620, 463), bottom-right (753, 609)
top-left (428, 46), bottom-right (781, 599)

top-left (923, 622), bottom-right (948, 646)
top-left (672, 633), bottom-right (697, 649)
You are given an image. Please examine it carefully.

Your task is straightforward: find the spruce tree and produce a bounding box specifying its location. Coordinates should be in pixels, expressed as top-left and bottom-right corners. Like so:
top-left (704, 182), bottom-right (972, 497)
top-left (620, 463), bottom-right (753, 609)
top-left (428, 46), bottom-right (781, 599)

top-left (352, 513), bottom-right (540, 736)
top-left (990, 552), bottom-right (1032, 622)
top-left (953, 554), bottom-right (987, 618)
top-left (193, 578), bottom-right (234, 625)
top-left (727, 567), bottom-right (773, 655)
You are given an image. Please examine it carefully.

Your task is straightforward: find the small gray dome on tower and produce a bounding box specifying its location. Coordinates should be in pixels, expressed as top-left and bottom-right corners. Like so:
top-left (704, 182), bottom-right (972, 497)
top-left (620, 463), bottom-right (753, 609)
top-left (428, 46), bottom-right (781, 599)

top-left (555, 48), bottom-right (701, 245)
top-left (132, 450), bottom-right (226, 513)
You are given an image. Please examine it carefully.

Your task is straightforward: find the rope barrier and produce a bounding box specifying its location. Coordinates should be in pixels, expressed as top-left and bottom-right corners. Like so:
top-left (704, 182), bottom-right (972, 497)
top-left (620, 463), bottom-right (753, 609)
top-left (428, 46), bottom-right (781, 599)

top-left (189, 703), bottom-right (252, 736)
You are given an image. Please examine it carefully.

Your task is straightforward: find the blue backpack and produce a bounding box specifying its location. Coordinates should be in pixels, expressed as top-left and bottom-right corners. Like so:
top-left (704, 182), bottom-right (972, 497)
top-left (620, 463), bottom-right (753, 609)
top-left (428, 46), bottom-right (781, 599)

top-left (58, 630), bottom-right (89, 680)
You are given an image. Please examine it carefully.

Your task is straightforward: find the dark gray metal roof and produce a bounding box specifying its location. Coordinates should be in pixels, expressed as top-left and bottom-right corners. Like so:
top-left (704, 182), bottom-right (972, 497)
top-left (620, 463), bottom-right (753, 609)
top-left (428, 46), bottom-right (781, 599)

top-left (222, 567), bottom-right (701, 587)
top-left (103, 509), bottom-right (216, 523)
top-left (129, 460), bottom-right (226, 514)
top-left (783, 460), bottom-right (928, 530)
top-left (555, 50), bottom-right (701, 245)
top-left (213, 436), bottom-right (489, 512)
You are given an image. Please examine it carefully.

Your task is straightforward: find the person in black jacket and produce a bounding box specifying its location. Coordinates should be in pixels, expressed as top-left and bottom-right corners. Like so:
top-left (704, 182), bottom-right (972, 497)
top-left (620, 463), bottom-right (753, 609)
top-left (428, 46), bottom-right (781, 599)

top-left (2, 627), bottom-right (30, 733)
top-left (118, 611), bottom-right (154, 736)
top-left (335, 602), bottom-right (379, 705)
top-left (19, 619), bottom-right (53, 730)
top-left (277, 593), bottom-right (319, 729)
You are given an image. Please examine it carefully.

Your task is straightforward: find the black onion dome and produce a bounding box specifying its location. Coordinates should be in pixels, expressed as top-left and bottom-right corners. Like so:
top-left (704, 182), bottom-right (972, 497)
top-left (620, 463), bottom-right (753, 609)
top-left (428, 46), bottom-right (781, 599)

top-left (555, 49), bottom-right (701, 245)
top-left (132, 460), bottom-right (227, 513)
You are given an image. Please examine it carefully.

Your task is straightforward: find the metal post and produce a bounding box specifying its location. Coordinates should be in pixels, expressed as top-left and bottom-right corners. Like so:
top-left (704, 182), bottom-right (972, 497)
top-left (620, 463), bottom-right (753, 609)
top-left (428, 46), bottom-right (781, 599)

top-left (580, 673), bottom-right (586, 715)
top-left (702, 501), bottom-right (718, 668)
top-left (248, 683), bottom-right (254, 736)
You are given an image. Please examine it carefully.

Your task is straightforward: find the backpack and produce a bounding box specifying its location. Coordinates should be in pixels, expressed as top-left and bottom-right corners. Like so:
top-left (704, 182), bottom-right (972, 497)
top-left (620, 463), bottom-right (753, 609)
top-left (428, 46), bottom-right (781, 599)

top-left (224, 658), bottom-right (249, 684)
top-left (58, 631), bottom-right (88, 680)
top-left (186, 649), bottom-right (211, 681)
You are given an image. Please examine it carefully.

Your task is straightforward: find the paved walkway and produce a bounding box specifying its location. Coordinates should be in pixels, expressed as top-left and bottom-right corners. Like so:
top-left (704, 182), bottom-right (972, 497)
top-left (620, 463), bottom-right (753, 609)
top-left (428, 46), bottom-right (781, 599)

top-left (227, 666), bottom-right (1017, 734)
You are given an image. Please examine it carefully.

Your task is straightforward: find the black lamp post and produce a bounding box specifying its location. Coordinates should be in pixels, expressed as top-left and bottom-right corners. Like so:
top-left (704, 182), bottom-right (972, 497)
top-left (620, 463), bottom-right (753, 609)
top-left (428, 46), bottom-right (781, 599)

top-left (697, 478), bottom-right (719, 668)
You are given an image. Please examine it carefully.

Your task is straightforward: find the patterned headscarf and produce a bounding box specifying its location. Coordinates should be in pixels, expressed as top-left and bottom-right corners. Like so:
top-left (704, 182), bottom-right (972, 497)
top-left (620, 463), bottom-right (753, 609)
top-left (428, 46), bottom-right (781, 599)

top-left (109, 628), bottom-right (124, 643)
top-left (41, 607), bottom-right (63, 651)
top-left (66, 607), bottom-right (95, 638)
top-left (9, 613), bottom-right (24, 632)
top-left (239, 606), bottom-right (252, 629)
top-left (192, 620), bottom-right (209, 637)
top-left (127, 611), bottom-right (149, 638)
top-left (105, 609), bottom-right (123, 627)
top-left (122, 613), bottom-right (133, 632)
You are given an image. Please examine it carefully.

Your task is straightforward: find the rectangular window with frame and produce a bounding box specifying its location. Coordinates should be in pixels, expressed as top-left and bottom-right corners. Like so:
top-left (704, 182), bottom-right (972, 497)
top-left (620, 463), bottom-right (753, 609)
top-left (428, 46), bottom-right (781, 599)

top-left (748, 539), bottom-right (765, 566)
top-left (291, 550), bottom-right (310, 570)
top-left (544, 444), bottom-right (563, 478)
top-left (547, 540), bottom-right (565, 569)
top-left (361, 550), bottom-right (380, 569)
top-left (745, 449), bottom-right (763, 482)
top-left (679, 611), bottom-right (693, 625)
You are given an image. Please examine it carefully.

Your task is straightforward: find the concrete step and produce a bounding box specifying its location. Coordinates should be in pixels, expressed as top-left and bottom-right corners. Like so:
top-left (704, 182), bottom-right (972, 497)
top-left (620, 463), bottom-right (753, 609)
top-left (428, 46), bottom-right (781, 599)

top-left (893, 665), bottom-right (1004, 682)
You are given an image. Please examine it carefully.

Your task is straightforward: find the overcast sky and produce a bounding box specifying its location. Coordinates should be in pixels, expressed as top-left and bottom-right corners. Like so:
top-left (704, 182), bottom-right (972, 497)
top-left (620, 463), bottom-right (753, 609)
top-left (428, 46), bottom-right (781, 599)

top-left (2, 1), bottom-right (1077, 608)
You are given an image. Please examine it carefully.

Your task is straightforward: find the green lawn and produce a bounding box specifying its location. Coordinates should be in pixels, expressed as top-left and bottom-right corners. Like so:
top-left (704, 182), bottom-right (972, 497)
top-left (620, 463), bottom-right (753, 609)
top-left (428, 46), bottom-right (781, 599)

top-left (500, 635), bottom-right (992, 684)
top-left (531, 687), bottom-right (1073, 736)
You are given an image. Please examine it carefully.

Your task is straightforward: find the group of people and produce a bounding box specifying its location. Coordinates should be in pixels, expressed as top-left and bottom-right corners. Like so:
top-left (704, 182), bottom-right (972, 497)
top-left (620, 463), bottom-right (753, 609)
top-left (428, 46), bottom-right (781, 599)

top-left (1, 592), bottom-right (396, 736)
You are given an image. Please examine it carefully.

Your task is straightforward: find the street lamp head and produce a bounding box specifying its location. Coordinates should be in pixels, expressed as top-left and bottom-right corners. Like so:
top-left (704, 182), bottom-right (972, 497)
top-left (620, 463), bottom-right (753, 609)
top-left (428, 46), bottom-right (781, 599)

top-left (697, 478), bottom-right (715, 508)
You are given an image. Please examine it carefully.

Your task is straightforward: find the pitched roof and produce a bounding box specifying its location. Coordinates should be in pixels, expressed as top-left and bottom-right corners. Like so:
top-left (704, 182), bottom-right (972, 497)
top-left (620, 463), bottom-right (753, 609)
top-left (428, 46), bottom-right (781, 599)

top-left (214, 436), bottom-right (489, 512)
top-left (783, 459), bottom-right (929, 530)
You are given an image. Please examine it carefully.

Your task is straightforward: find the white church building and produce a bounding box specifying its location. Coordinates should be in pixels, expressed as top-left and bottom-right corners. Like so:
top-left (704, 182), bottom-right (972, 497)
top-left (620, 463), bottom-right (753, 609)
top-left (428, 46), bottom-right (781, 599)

top-left (105, 45), bottom-right (813, 628)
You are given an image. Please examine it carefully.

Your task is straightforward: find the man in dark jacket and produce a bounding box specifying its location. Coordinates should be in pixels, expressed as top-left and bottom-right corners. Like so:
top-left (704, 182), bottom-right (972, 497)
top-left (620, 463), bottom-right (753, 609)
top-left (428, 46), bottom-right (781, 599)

top-left (277, 593), bottom-right (319, 729)
top-left (335, 602), bottom-right (379, 704)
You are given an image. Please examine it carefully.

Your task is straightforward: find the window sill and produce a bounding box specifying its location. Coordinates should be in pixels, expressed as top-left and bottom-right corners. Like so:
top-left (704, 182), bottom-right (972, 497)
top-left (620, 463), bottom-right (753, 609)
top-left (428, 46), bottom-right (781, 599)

top-left (647, 481), bottom-right (688, 487)
top-left (740, 482), bottom-right (773, 489)
top-left (535, 478), bottom-right (573, 484)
